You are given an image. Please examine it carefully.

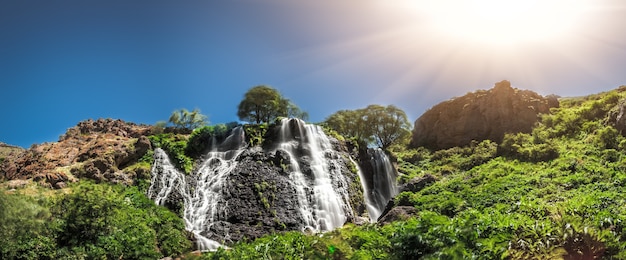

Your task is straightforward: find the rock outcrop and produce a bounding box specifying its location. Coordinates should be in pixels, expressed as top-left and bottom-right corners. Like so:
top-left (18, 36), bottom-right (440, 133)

top-left (412, 80), bottom-right (559, 150)
top-left (377, 206), bottom-right (417, 225)
top-left (0, 118), bottom-right (153, 188)
top-left (399, 173), bottom-right (436, 193)
top-left (0, 142), bottom-right (24, 162)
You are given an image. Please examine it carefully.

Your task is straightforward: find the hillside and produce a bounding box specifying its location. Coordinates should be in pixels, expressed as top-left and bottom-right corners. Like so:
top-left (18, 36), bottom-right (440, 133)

top-left (206, 86), bottom-right (626, 259)
top-left (3, 84), bottom-right (626, 259)
top-left (0, 142), bottom-right (23, 163)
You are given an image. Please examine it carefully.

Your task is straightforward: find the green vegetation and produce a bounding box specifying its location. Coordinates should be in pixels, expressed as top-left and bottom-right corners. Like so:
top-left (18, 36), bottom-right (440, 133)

top-left (243, 123), bottom-right (269, 147)
top-left (324, 104), bottom-right (411, 149)
top-left (205, 87), bottom-right (626, 259)
top-left (169, 108), bottom-right (209, 130)
top-left (237, 85), bottom-right (308, 124)
top-left (185, 122), bottom-right (239, 157)
top-left (149, 133), bottom-right (194, 173)
top-left (5, 86), bottom-right (626, 259)
top-left (0, 182), bottom-right (192, 259)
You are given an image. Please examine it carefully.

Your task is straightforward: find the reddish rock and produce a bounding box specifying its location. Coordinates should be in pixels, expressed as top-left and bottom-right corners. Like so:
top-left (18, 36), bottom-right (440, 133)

top-left (0, 118), bottom-right (153, 188)
top-left (411, 80), bottom-right (559, 150)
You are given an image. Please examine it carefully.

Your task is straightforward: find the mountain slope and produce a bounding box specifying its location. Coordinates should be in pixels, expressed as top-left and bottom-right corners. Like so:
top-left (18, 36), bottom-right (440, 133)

top-left (3, 84), bottom-right (626, 259)
top-left (208, 85), bottom-right (626, 259)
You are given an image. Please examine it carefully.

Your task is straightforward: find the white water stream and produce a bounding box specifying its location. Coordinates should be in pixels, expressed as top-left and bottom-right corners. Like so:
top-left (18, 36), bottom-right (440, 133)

top-left (276, 118), bottom-right (354, 231)
top-left (362, 148), bottom-right (399, 221)
top-left (148, 121), bottom-right (398, 250)
top-left (148, 127), bottom-right (246, 251)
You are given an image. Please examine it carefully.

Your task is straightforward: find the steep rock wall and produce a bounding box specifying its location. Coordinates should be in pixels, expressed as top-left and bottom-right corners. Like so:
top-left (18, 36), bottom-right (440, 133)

top-left (412, 80), bottom-right (559, 150)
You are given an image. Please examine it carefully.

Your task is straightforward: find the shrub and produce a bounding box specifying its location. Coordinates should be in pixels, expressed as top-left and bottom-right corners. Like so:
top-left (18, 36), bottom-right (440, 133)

top-left (149, 133), bottom-right (193, 173)
top-left (185, 123), bottom-right (237, 158)
top-left (244, 123), bottom-right (269, 147)
top-left (499, 133), bottom-right (559, 162)
top-left (52, 182), bottom-right (192, 259)
top-left (0, 192), bottom-right (57, 259)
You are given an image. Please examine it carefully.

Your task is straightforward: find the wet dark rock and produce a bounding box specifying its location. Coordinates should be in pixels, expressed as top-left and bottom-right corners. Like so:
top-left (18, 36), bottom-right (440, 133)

top-left (185, 123), bottom-right (367, 246)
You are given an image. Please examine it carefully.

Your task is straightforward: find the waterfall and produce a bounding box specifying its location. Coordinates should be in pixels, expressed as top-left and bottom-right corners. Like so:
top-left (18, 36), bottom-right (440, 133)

top-left (147, 120), bottom-right (400, 248)
top-left (148, 126), bottom-right (246, 251)
top-left (358, 148), bottom-right (398, 221)
top-left (276, 118), bottom-right (354, 232)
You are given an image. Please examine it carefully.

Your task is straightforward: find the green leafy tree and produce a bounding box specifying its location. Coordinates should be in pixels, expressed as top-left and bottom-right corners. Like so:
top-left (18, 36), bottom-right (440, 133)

top-left (324, 105), bottom-right (411, 149)
top-left (168, 108), bottom-right (208, 130)
top-left (363, 104), bottom-right (412, 149)
top-left (284, 99), bottom-right (310, 121)
top-left (237, 85), bottom-right (308, 123)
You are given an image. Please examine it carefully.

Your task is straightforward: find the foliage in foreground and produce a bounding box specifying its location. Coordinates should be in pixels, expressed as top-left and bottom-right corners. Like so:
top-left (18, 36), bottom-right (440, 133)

top-left (0, 182), bottom-right (192, 259)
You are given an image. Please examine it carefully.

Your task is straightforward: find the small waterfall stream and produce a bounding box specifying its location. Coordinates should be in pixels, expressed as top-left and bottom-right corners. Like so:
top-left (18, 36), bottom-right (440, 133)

top-left (277, 118), bottom-right (354, 231)
top-left (148, 127), bottom-right (246, 251)
top-left (357, 148), bottom-right (399, 221)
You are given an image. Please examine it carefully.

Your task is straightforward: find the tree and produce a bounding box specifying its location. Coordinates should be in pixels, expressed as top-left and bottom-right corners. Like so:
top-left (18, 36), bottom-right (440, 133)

top-left (324, 109), bottom-right (371, 145)
top-left (363, 105), bottom-right (412, 149)
top-left (168, 108), bottom-right (208, 130)
top-left (324, 105), bottom-right (412, 149)
top-left (284, 99), bottom-right (310, 121)
top-left (237, 85), bottom-right (307, 123)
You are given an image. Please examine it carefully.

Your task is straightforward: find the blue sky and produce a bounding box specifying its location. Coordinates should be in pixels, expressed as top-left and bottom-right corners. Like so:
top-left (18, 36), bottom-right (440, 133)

top-left (2, 0), bottom-right (626, 147)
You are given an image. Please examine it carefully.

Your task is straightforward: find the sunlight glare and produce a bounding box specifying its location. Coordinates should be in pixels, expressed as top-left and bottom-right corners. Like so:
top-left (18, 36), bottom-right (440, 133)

top-left (406, 0), bottom-right (591, 47)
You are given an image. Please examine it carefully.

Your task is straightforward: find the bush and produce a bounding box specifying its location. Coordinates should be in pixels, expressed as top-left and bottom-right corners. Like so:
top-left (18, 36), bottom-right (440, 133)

top-left (149, 133), bottom-right (193, 173)
top-left (185, 122), bottom-right (240, 158)
top-left (52, 182), bottom-right (192, 259)
top-left (0, 192), bottom-right (57, 259)
top-left (499, 133), bottom-right (559, 162)
top-left (244, 123), bottom-right (269, 147)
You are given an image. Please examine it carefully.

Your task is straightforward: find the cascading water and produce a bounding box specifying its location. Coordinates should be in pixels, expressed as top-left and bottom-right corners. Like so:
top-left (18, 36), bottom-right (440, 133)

top-left (148, 120), bottom-right (399, 249)
top-left (148, 127), bottom-right (246, 251)
top-left (358, 148), bottom-right (399, 221)
top-left (277, 118), bottom-right (354, 231)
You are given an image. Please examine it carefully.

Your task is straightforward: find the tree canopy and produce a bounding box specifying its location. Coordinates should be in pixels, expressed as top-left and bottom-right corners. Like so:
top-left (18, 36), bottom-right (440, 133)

top-left (324, 104), bottom-right (411, 149)
top-left (168, 108), bottom-right (208, 130)
top-left (237, 85), bottom-right (308, 124)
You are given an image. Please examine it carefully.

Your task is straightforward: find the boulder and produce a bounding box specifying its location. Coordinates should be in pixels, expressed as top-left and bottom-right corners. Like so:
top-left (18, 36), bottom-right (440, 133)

top-left (400, 174), bottom-right (436, 193)
top-left (411, 80), bottom-right (559, 150)
top-left (378, 206), bottom-right (418, 225)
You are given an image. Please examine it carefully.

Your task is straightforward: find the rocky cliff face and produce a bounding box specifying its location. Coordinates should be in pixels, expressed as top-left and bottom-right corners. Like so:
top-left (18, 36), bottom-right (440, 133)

top-left (411, 80), bottom-right (559, 150)
top-left (149, 119), bottom-right (367, 249)
top-left (0, 118), bottom-right (153, 188)
top-left (1, 117), bottom-right (387, 250)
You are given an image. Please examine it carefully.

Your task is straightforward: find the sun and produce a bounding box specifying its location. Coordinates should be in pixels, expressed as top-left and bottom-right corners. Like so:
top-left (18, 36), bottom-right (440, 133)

top-left (406, 0), bottom-right (591, 47)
